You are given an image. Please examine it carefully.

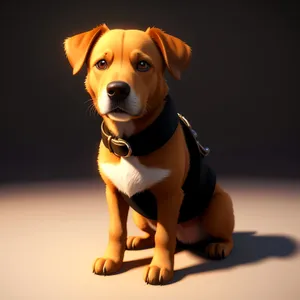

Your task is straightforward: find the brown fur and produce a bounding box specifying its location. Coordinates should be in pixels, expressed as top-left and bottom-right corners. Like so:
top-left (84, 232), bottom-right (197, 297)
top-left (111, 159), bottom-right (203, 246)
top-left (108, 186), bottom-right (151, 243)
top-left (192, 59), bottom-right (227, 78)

top-left (64, 24), bottom-right (235, 285)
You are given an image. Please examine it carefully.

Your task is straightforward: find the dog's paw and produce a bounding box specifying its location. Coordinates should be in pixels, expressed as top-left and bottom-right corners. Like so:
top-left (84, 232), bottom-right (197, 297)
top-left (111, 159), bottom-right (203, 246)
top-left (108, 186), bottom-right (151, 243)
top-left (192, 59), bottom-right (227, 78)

top-left (93, 257), bottom-right (122, 275)
top-left (205, 242), bottom-right (232, 260)
top-left (126, 236), bottom-right (155, 250)
top-left (143, 265), bottom-right (174, 285)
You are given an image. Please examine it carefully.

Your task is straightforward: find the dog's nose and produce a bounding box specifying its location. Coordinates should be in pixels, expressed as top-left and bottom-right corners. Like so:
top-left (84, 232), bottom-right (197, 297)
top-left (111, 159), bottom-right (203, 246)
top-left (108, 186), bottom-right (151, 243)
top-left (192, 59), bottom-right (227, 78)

top-left (106, 81), bottom-right (130, 101)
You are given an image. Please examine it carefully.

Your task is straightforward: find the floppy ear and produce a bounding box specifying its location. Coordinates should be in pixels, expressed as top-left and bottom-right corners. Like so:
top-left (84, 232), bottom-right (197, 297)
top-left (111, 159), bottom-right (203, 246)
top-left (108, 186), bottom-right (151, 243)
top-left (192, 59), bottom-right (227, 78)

top-left (64, 24), bottom-right (110, 75)
top-left (146, 27), bottom-right (191, 80)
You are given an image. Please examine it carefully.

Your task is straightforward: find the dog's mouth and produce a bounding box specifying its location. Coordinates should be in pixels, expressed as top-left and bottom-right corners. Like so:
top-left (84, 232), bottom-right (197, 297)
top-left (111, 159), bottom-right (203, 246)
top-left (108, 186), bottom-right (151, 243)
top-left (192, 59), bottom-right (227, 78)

top-left (110, 107), bottom-right (127, 114)
top-left (107, 105), bottom-right (141, 117)
top-left (106, 106), bottom-right (134, 122)
top-left (100, 98), bottom-right (144, 121)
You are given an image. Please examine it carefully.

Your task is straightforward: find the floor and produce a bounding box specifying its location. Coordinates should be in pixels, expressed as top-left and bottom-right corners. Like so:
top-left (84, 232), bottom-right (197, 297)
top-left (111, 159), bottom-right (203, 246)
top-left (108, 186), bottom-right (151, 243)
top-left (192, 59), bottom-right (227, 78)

top-left (0, 178), bottom-right (299, 300)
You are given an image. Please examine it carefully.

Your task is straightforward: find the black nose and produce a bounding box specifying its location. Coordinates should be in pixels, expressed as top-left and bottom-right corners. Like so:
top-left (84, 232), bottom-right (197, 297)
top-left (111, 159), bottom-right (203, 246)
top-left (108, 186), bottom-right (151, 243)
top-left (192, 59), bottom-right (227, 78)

top-left (106, 81), bottom-right (130, 102)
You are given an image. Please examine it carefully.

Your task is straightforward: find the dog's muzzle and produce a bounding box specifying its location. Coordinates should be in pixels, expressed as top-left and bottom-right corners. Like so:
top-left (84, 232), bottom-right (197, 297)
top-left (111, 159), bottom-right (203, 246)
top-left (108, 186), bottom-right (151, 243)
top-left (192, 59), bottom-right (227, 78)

top-left (105, 80), bottom-right (135, 115)
top-left (107, 81), bottom-right (130, 103)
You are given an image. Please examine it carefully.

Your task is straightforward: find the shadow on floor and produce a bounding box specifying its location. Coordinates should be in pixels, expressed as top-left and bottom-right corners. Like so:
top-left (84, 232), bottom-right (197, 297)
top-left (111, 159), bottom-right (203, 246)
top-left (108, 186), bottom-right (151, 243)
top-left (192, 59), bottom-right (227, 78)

top-left (119, 231), bottom-right (299, 284)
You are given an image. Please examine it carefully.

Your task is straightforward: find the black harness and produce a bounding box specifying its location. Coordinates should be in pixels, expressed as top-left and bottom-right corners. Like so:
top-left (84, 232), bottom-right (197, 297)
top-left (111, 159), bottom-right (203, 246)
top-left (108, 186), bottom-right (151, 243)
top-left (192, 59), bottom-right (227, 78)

top-left (101, 95), bottom-right (216, 223)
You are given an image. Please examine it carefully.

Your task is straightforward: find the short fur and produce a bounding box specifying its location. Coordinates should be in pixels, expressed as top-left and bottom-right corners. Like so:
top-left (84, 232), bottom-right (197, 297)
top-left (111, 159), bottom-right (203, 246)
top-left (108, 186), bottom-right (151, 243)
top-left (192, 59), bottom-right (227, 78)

top-left (64, 24), bottom-right (235, 285)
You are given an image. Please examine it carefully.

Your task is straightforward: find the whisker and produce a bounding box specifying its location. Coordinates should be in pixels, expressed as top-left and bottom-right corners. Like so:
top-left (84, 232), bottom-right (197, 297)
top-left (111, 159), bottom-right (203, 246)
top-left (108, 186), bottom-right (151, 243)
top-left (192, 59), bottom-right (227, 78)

top-left (84, 98), bottom-right (93, 104)
top-left (86, 104), bottom-right (92, 116)
top-left (84, 99), bottom-right (99, 118)
top-left (91, 106), bottom-right (98, 117)
top-left (88, 104), bottom-right (97, 117)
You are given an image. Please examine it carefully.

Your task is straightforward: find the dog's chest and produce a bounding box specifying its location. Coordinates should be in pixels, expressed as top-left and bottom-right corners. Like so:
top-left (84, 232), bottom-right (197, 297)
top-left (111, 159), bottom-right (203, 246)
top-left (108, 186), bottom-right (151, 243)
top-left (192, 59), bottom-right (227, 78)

top-left (100, 156), bottom-right (170, 197)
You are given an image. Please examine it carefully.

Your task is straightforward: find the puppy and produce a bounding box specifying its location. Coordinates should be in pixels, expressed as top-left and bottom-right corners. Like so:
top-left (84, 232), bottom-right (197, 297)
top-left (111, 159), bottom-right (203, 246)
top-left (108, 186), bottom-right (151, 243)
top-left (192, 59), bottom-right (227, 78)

top-left (64, 24), bottom-right (235, 285)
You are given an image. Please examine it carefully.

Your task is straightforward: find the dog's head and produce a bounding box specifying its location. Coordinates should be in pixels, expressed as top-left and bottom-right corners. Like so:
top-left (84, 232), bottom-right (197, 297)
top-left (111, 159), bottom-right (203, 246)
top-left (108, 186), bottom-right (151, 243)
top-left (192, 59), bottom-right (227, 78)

top-left (64, 24), bottom-right (191, 122)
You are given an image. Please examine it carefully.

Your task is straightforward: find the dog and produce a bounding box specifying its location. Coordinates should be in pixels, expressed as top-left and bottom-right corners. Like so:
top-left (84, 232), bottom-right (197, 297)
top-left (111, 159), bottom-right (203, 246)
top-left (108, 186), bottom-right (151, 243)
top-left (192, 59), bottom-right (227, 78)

top-left (64, 24), bottom-right (235, 285)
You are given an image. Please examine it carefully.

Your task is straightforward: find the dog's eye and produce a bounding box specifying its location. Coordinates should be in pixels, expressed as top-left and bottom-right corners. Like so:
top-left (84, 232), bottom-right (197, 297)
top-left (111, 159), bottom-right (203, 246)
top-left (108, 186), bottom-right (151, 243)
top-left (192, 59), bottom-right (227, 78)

top-left (95, 59), bottom-right (108, 70)
top-left (136, 60), bottom-right (151, 72)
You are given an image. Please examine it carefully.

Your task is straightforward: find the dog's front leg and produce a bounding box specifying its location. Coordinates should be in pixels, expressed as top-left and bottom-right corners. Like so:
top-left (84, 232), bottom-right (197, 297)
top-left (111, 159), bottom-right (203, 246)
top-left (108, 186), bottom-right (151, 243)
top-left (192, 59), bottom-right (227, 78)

top-left (144, 188), bottom-right (183, 285)
top-left (93, 185), bottom-right (129, 275)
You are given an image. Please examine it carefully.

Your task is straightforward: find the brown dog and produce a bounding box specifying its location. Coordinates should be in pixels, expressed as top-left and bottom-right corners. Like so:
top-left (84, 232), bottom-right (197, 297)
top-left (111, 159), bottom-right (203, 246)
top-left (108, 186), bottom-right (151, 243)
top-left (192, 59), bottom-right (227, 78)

top-left (64, 24), bottom-right (235, 285)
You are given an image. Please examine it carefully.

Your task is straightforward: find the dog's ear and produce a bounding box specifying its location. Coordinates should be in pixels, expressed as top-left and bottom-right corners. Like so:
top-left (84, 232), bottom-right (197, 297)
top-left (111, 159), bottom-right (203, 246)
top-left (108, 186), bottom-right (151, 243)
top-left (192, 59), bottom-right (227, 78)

top-left (146, 27), bottom-right (191, 80)
top-left (64, 24), bottom-right (110, 75)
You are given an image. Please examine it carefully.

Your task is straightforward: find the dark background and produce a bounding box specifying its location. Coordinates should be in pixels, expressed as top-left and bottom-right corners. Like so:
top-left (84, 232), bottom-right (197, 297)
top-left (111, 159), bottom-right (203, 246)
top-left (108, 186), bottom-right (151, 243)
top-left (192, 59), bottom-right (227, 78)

top-left (1, 0), bottom-right (299, 184)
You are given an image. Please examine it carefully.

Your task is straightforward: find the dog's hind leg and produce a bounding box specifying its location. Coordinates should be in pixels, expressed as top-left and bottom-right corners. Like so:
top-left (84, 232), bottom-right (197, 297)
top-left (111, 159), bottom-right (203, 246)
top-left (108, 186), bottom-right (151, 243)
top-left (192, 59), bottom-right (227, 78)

top-left (126, 211), bottom-right (156, 250)
top-left (201, 183), bottom-right (235, 259)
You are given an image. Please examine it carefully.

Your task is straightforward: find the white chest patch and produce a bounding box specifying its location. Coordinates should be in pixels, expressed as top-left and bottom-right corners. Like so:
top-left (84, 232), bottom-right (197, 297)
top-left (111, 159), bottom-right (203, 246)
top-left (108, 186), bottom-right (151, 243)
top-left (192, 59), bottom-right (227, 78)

top-left (100, 156), bottom-right (170, 197)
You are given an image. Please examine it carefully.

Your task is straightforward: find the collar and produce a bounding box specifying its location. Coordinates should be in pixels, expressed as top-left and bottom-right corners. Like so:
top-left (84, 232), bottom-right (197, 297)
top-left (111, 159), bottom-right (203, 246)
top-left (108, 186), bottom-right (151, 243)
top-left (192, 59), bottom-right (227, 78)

top-left (101, 95), bottom-right (179, 157)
